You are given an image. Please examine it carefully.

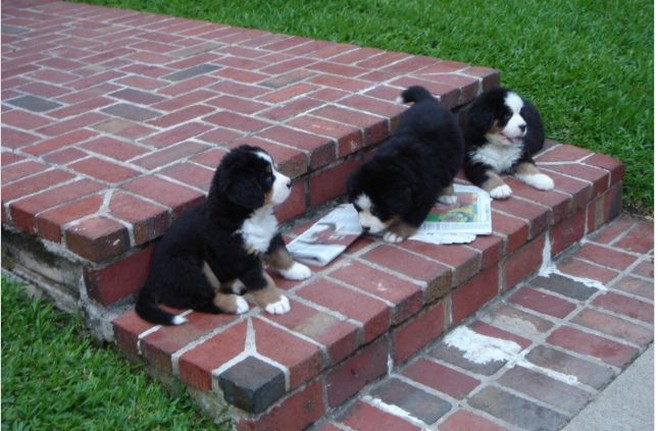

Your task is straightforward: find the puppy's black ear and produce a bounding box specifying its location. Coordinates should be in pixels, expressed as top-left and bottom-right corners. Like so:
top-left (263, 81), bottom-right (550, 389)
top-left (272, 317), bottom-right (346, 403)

top-left (467, 108), bottom-right (495, 136)
top-left (222, 177), bottom-right (264, 209)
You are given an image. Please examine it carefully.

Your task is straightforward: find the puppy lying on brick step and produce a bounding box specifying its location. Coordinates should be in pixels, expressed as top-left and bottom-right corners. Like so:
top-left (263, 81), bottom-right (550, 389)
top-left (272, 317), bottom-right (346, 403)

top-left (136, 145), bottom-right (312, 325)
top-left (347, 85), bottom-right (464, 243)
top-left (461, 87), bottom-right (554, 199)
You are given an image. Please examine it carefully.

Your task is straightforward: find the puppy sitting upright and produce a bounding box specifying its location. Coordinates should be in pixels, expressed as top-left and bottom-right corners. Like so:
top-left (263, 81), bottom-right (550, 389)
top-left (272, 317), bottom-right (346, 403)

top-left (347, 85), bottom-right (464, 243)
top-left (462, 87), bottom-right (554, 199)
top-left (136, 145), bottom-right (312, 325)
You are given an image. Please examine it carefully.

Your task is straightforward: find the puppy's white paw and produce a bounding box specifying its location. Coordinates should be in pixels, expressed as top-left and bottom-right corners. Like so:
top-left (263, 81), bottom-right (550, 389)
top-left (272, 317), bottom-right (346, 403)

top-left (489, 184), bottom-right (513, 199)
top-left (518, 173), bottom-right (554, 191)
top-left (279, 262), bottom-right (312, 280)
top-left (438, 194), bottom-right (458, 205)
top-left (383, 231), bottom-right (405, 243)
top-left (172, 315), bottom-right (188, 325)
top-left (234, 296), bottom-right (250, 314)
top-left (264, 295), bottom-right (291, 315)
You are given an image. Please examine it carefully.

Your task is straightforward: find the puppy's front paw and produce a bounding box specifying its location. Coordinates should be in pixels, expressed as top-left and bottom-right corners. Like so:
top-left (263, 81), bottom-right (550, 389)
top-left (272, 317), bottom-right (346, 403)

top-left (438, 194), bottom-right (458, 205)
top-left (489, 184), bottom-right (512, 199)
top-left (279, 262), bottom-right (312, 280)
top-left (233, 296), bottom-right (250, 314)
top-left (264, 295), bottom-right (290, 314)
top-left (172, 315), bottom-right (188, 325)
top-left (518, 173), bottom-right (554, 191)
top-left (383, 231), bottom-right (405, 243)
top-left (214, 293), bottom-right (250, 314)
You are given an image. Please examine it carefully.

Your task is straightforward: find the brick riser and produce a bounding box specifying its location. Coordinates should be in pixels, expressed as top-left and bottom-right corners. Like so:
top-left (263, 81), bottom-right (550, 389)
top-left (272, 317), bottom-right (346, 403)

top-left (113, 142), bottom-right (624, 430)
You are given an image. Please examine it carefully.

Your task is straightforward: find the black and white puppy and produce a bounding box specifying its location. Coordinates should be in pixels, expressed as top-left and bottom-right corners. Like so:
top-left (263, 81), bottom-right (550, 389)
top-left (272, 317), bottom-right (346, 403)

top-left (135, 145), bottom-right (312, 326)
top-left (462, 87), bottom-right (554, 199)
top-left (347, 85), bottom-right (464, 243)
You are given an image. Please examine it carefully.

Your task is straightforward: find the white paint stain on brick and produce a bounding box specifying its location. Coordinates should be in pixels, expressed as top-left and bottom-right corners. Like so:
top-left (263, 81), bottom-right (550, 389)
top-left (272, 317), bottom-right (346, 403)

top-left (539, 233), bottom-right (607, 290)
top-left (444, 326), bottom-right (582, 386)
top-left (517, 358), bottom-right (579, 385)
top-left (443, 326), bottom-right (522, 364)
top-left (363, 396), bottom-right (430, 429)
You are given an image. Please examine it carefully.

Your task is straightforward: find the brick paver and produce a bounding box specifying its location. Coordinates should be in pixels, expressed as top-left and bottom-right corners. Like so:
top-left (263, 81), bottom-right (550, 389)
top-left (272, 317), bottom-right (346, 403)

top-left (1, 0), bottom-right (496, 265)
top-left (320, 216), bottom-right (653, 431)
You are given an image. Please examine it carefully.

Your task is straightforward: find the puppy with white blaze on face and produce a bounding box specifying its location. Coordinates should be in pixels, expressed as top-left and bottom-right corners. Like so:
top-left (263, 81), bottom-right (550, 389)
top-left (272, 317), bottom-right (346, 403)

top-left (347, 85), bottom-right (464, 243)
top-left (135, 145), bottom-right (312, 326)
top-left (461, 87), bottom-right (554, 199)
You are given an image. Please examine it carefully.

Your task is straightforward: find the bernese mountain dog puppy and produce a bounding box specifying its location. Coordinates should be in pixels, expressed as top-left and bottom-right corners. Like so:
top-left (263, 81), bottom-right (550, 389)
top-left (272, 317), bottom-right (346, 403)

top-left (135, 145), bottom-right (312, 325)
top-left (347, 85), bottom-right (464, 243)
top-left (461, 87), bottom-right (554, 199)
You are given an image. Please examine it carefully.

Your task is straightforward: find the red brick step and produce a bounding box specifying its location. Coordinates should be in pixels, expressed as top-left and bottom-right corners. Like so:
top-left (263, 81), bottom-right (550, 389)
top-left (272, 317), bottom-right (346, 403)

top-left (1, 1), bottom-right (632, 430)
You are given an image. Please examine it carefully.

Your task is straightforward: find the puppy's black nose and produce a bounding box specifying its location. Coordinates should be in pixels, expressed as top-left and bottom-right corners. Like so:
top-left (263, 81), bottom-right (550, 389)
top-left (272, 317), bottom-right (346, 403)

top-left (286, 180), bottom-right (292, 189)
top-left (519, 124), bottom-right (527, 133)
top-left (362, 226), bottom-right (371, 232)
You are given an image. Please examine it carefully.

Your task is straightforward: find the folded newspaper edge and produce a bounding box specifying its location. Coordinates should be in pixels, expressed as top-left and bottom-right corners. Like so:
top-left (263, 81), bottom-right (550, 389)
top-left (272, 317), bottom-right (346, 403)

top-left (287, 185), bottom-right (492, 266)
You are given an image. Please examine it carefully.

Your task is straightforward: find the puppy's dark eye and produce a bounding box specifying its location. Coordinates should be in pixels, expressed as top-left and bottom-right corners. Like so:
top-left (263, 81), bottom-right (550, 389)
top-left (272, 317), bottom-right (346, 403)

top-left (353, 203), bottom-right (363, 212)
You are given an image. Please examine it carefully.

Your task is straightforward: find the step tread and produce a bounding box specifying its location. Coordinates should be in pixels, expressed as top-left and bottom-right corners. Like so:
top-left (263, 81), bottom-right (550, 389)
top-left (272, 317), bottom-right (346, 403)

top-left (112, 139), bottom-right (626, 423)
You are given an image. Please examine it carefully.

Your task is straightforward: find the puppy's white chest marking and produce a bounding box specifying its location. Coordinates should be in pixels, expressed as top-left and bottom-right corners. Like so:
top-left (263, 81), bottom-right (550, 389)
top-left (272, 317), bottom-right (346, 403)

top-left (240, 206), bottom-right (278, 253)
top-left (471, 141), bottom-right (523, 173)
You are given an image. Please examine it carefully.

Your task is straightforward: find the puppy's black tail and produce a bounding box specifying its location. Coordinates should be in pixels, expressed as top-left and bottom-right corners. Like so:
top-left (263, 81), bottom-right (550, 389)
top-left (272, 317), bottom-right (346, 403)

top-left (397, 85), bottom-right (436, 104)
top-left (135, 288), bottom-right (187, 326)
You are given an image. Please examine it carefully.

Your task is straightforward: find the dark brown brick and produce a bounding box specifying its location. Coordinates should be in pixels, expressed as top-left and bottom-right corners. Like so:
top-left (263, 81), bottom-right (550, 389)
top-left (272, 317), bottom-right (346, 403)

top-left (217, 356), bottom-right (285, 413)
top-left (6, 95), bottom-right (63, 112)
top-left (498, 366), bottom-right (591, 414)
top-left (468, 386), bottom-right (568, 431)
top-left (102, 102), bottom-right (160, 121)
top-left (370, 377), bottom-right (451, 424)
top-left (525, 345), bottom-right (615, 389)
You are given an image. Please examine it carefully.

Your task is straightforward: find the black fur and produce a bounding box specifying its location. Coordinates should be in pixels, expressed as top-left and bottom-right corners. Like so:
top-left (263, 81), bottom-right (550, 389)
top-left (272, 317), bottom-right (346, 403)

top-left (135, 145), bottom-right (292, 325)
top-left (462, 87), bottom-right (545, 187)
top-left (347, 85), bottom-right (464, 239)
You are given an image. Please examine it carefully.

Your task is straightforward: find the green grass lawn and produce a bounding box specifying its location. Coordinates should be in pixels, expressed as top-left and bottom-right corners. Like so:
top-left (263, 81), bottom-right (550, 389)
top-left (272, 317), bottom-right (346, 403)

top-left (75, 0), bottom-right (653, 216)
top-left (1, 276), bottom-right (228, 430)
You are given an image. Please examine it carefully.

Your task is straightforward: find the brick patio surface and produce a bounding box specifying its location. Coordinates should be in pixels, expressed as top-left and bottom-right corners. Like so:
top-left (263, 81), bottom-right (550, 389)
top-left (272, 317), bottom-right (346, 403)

top-left (2, 1), bottom-right (651, 431)
top-left (317, 215), bottom-right (653, 431)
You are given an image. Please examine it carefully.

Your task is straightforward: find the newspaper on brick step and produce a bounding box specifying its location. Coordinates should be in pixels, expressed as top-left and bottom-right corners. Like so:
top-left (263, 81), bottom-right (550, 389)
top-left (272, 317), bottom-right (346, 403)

top-left (287, 185), bottom-right (492, 266)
